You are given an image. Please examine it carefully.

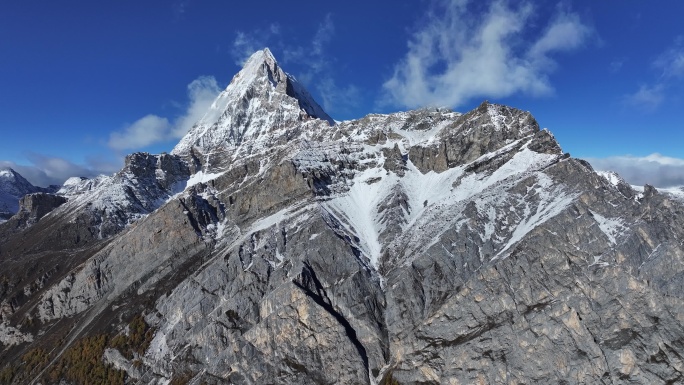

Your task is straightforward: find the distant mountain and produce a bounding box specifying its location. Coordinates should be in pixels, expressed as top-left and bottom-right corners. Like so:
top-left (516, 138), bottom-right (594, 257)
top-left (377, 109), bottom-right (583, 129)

top-left (0, 168), bottom-right (42, 220)
top-left (2, 49), bottom-right (684, 385)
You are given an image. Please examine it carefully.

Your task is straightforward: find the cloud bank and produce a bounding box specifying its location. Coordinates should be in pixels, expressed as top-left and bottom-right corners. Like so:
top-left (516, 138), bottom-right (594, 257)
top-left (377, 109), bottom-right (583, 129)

top-left (382, 0), bottom-right (591, 109)
top-left (107, 76), bottom-right (221, 151)
top-left (0, 154), bottom-right (121, 187)
top-left (586, 153), bottom-right (684, 188)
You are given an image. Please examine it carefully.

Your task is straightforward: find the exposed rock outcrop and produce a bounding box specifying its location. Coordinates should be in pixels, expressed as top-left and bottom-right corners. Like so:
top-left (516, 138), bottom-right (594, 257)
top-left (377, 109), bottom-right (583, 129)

top-left (14, 193), bottom-right (67, 228)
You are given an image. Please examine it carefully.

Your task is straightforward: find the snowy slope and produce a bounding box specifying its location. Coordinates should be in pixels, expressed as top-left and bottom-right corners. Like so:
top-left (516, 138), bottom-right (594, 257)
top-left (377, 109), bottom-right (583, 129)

top-left (596, 170), bottom-right (626, 187)
top-left (42, 153), bottom-right (191, 239)
top-left (289, 105), bottom-right (571, 272)
top-left (664, 187), bottom-right (684, 202)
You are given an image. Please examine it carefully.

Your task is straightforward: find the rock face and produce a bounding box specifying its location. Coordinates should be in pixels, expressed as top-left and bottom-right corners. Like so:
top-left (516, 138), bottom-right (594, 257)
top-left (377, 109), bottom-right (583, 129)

top-left (2, 49), bottom-right (684, 385)
top-left (14, 193), bottom-right (67, 228)
top-left (51, 151), bottom-right (191, 241)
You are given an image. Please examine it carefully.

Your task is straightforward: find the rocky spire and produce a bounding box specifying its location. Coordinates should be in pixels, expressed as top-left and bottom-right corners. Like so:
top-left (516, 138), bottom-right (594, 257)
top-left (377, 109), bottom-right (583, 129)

top-left (172, 48), bottom-right (334, 157)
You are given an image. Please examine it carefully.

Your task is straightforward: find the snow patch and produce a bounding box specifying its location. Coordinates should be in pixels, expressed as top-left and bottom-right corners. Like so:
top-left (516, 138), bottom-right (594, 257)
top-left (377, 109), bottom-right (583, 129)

top-left (590, 210), bottom-right (626, 245)
top-left (590, 255), bottom-right (610, 267)
top-left (186, 171), bottom-right (225, 188)
top-left (596, 171), bottom-right (624, 187)
top-left (321, 137), bottom-right (563, 270)
top-left (495, 174), bottom-right (578, 259)
top-left (324, 166), bottom-right (398, 268)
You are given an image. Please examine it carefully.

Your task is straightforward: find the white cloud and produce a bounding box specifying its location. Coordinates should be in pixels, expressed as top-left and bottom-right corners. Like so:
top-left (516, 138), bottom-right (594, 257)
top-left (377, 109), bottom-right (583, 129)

top-left (586, 153), bottom-right (684, 188)
top-left (108, 115), bottom-right (170, 151)
top-left (529, 12), bottom-right (592, 64)
top-left (171, 76), bottom-right (221, 138)
top-left (382, 0), bottom-right (592, 109)
top-left (107, 76), bottom-right (221, 151)
top-left (280, 14), bottom-right (334, 77)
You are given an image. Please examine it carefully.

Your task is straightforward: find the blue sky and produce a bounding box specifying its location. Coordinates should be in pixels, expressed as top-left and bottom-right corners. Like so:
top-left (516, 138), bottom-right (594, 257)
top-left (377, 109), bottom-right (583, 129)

top-left (1, 0), bottom-right (684, 187)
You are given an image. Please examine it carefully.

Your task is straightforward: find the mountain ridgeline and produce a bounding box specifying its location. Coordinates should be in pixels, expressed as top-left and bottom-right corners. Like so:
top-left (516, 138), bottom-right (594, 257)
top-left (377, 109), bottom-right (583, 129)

top-left (2, 48), bottom-right (684, 384)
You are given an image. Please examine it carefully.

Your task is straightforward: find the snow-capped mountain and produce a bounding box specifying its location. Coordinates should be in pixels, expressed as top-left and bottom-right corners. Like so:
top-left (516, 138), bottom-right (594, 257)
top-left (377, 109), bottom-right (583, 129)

top-left (172, 48), bottom-right (334, 161)
top-left (662, 186), bottom-right (684, 202)
top-left (3, 49), bottom-right (684, 385)
top-left (47, 152), bottom-right (191, 239)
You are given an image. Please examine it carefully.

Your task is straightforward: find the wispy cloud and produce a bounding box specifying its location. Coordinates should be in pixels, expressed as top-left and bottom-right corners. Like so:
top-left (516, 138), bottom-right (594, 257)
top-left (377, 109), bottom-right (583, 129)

top-left (382, 0), bottom-right (592, 109)
top-left (309, 13), bottom-right (335, 75)
top-left (109, 115), bottom-right (170, 151)
top-left (586, 153), bottom-right (684, 188)
top-left (173, 0), bottom-right (191, 19)
top-left (170, 76), bottom-right (222, 138)
top-left (623, 37), bottom-right (684, 112)
top-left (610, 58), bottom-right (626, 73)
top-left (0, 154), bottom-right (121, 187)
top-left (107, 76), bottom-right (221, 151)
top-left (654, 37), bottom-right (684, 79)
top-left (316, 78), bottom-right (361, 118)
top-left (622, 84), bottom-right (665, 112)
top-left (231, 23), bottom-right (281, 66)
top-left (284, 14), bottom-right (361, 116)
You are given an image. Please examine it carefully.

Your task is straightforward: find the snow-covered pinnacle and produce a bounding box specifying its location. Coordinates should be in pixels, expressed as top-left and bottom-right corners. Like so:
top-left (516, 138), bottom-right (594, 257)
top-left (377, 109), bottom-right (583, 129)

top-left (232, 49), bottom-right (332, 123)
top-left (172, 48), bottom-right (334, 157)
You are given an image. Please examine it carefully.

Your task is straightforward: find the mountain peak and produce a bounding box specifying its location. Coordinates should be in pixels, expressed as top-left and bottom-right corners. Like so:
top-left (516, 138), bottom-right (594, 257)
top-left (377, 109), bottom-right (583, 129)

top-left (172, 48), bottom-right (333, 157)
top-left (0, 167), bottom-right (18, 178)
top-left (244, 47), bottom-right (277, 69)
top-left (230, 48), bottom-right (285, 94)
top-left (0, 167), bottom-right (34, 189)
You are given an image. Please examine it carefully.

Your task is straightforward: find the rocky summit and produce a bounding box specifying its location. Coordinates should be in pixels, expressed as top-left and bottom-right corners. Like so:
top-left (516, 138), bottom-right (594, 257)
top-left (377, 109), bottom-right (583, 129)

top-left (2, 49), bottom-right (684, 385)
